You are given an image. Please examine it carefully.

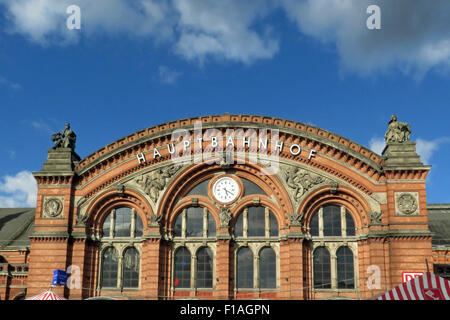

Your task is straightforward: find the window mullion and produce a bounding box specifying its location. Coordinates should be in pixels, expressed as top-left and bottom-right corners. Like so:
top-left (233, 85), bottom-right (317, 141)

top-left (330, 247), bottom-right (337, 290)
top-left (191, 251), bottom-right (196, 290)
top-left (118, 249), bottom-right (123, 290)
top-left (254, 249), bottom-right (259, 290)
top-left (265, 207), bottom-right (270, 238)
top-left (110, 209), bottom-right (116, 238)
top-left (131, 208), bottom-right (136, 238)
top-left (182, 209), bottom-right (186, 238)
top-left (341, 206), bottom-right (346, 237)
top-left (243, 208), bottom-right (248, 238)
top-left (318, 207), bottom-right (324, 238)
top-left (203, 207), bottom-right (208, 238)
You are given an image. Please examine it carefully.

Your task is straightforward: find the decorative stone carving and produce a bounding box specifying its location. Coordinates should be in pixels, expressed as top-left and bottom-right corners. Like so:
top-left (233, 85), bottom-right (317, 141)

top-left (52, 123), bottom-right (76, 151)
top-left (219, 207), bottom-right (232, 227)
top-left (385, 115), bottom-right (411, 144)
top-left (282, 166), bottom-right (325, 202)
top-left (367, 211), bottom-right (383, 225)
top-left (116, 184), bottom-right (125, 196)
top-left (330, 181), bottom-right (338, 194)
top-left (135, 165), bottom-right (182, 203)
top-left (76, 212), bottom-right (89, 226)
top-left (288, 212), bottom-right (304, 227)
top-left (148, 213), bottom-right (162, 227)
top-left (43, 197), bottom-right (64, 218)
top-left (395, 192), bottom-right (419, 215)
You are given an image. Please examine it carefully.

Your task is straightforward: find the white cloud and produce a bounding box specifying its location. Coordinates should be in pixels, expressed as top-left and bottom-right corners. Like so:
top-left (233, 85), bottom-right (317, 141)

top-left (173, 0), bottom-right (279, 64)
top-left (369, 137), bottom-right (385, 154)
top-left (1, 0), bottom-right (450, 74)
top-left (158, 65), bottom-right (181, 84)
top-left (0, 171), bottom-right (37, 208)
top-left (278, 0), bottom-right (450, 77)
top-left (0, 75), bottom-right (21, 90)
top-left (368, 136), bottom-right (450, 164)
top-left (30, 119), bottom-right (53, 133)
top-left (416, 138), bottom-right (450, 164)
top-left (0, 0), bottom-right (278, 64)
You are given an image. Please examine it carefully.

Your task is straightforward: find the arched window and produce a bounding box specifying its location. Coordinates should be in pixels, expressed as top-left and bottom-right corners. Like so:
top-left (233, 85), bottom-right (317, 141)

top-left (196, 247), bottom-right (213, 288)
top-left (234, 206), bottom-right (278, 238)
top-left (101, 207), bottom-right (144, 239)
top-left (259, 247), bottom-right (276, 289)
top-left (173, 207), bottom-right (216, 238)
top-left (237, 247), bottom-right (253, 289)
top-left (123, 247), bottom-right (140, 288)
top-left (101, 247), bottom-right (119, 288)
top-left (337, 247), bottom-right (354, 289)
top-left (234, 205), bottom-right (279, 291)
top-left (323, 205), bottom-right (341, 236)
top-left (174, 247), bottom-right (191, 289)
top-left (313, 247), bottom-right (331, 289)
top-left (310, 205), bottom-right (357, 291)
top-left (345, 211), bottom-right (355, 236)
top-left (309, 205), bottom-right (356, 238)
top-left (99, 207), bottom-right (144, 290)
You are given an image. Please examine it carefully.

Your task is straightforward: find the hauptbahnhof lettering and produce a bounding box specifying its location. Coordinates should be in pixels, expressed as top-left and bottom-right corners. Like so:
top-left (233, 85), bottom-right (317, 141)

top-left (0, 114), bottom-right (449, 300)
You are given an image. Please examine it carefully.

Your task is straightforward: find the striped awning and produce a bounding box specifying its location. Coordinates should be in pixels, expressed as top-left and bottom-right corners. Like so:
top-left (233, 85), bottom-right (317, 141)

top-left (377, 272), bottom-right (450, 300)
top-left (27, 290), bottom-right (66, 300)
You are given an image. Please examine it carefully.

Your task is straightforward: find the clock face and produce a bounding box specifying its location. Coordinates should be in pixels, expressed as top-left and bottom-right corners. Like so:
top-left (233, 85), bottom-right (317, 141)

top-left (212, 177), bottom-right (240, 203)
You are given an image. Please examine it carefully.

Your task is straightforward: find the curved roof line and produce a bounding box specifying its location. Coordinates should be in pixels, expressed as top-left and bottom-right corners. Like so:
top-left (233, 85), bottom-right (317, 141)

top-left (74, 113), bottom-right (383, 174)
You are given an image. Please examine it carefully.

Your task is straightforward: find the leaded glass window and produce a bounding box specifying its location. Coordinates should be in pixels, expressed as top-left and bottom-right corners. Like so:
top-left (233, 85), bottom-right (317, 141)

top-left (337, 247), bottom-right (354, 289)
top-left (237, 247), bottom-right (253, 289)
top-left (173, 207), bottom-right (216, 239)
top-left (174, 247), bottom-right (191, 289)
top-left (313, 247), bottom-right (331, 289)
top-left (323, 205), bottom-right (341, 237)
top-left (196, 247), bottom-right (213, 288)
top-left (259, 247), bottom-right (276, 289)
top-left (234, 206), bottom-right (278, 238)
top-left (99, 207), bottom-right (143, 290)
top-left (310, 205), bottom-right (357, 291)
top-left (101, 247), bottom-right (119, 288)
top-left (123, 247), bottom-right (140, 288)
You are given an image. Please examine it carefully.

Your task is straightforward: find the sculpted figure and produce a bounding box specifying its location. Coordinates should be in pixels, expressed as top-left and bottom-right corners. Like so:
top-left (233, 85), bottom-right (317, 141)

top-left (284, 167), bottom-right (324, 201)
top-left (384, 115), bottom-right (411, 143)
top-left (136, 165), bottom-right (181, 203)
top-left (52, 123), bottom-right (76, 150)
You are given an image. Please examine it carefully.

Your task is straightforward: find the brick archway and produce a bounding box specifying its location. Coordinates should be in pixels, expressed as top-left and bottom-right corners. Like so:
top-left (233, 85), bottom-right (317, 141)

top-left (158, 161), bottom-right (294, 231)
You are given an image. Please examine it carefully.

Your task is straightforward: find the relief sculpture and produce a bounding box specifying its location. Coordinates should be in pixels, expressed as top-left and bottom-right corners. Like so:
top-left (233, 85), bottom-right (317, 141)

top-left (135, 165), bottom-right (182, 203)
top-left (282, 165), bottom-right (325, 202)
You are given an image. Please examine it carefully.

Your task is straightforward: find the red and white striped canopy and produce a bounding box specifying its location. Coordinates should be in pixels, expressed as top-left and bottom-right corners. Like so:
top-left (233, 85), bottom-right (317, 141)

top-left (27, 290), bottom-right (66, 300)
top-left (377, 272), bottom-right (450, 300)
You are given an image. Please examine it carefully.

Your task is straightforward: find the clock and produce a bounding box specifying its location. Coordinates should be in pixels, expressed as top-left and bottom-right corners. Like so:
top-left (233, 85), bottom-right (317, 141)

top-left (212, 176), bottom-right (240, 203)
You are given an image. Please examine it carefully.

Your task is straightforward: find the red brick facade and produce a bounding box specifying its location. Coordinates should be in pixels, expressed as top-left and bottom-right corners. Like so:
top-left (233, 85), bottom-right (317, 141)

top-left (1, 114), bottom-right (448, 300)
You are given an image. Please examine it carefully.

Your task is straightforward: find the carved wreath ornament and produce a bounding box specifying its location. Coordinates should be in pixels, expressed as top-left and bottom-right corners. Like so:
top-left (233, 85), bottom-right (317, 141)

top-left (43, 198), bottom-right (63, 218)
top-left (397, 193), bottom-right (418, 215)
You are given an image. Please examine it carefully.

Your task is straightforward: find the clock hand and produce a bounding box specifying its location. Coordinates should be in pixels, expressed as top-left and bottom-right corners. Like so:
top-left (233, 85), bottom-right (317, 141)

top-left (223, 188), bottom-right (232, 196)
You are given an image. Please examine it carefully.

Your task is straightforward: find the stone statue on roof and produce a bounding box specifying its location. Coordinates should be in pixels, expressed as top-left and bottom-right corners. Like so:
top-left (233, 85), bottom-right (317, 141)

top-left (384, 115), bottom-right (411, 143)
top-left (52, 123), bottom-right (76, 151)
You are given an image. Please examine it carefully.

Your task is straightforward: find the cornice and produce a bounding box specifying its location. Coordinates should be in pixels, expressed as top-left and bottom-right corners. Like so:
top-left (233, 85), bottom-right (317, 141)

top-left (73, 114), bottom-right (384, 176)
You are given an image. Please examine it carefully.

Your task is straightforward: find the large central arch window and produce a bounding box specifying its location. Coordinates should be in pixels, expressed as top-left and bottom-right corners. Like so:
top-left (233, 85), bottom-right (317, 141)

top-left (172, 206), bottom-right (216, 291)
top-left (99, 207), bottom-right (143, 290)
top-left (310, 205), bottom-right (357, 291)
top-left (234, 205), bottom-right (279, 291)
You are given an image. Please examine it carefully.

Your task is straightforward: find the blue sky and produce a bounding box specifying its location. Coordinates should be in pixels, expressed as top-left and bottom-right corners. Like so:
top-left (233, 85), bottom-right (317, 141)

top-left (0, 0), bottom-right (449, 207)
